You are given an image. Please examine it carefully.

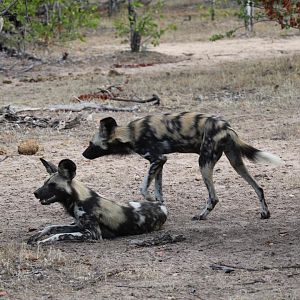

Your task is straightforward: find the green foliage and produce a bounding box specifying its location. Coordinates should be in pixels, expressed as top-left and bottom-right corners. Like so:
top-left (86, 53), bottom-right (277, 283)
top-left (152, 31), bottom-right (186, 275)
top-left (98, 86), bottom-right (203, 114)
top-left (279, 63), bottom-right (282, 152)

top-left (114, 0), bottom-right (176, 50)
top-left (209, 29), bottom-right (236, 41)
top-left (197, 1), bottom-right (240, 19)
top-left (0, 0), bottom-right (99, 48)
top-left (209, 33), bottom-right (225, 41)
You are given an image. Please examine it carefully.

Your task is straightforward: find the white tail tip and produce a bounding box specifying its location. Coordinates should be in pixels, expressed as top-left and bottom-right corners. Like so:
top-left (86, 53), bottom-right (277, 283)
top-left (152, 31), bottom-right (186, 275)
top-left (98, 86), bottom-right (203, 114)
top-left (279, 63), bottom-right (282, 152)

top-left (255, 151), bottom-right (283, 166)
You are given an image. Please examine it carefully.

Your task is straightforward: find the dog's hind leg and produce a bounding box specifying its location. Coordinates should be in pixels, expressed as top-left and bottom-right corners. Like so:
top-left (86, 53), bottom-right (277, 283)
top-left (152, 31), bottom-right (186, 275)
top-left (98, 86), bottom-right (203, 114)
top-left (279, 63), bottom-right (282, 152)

top-left (225, 149), bottom-right (270, 219)
top-left (193, 154), bottom-right (222, 220)
top-left (193, 130), bottom-right (223, 220)
top-left (192, 148), bottom-right (222, 220)
top-left (140, 155), bottom-right (167, 202)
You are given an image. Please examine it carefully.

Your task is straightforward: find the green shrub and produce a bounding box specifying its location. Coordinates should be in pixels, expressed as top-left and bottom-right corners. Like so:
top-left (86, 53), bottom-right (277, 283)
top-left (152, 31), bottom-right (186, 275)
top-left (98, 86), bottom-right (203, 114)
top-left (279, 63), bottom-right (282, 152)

top-left (0, 0), bottom-right (99, 50)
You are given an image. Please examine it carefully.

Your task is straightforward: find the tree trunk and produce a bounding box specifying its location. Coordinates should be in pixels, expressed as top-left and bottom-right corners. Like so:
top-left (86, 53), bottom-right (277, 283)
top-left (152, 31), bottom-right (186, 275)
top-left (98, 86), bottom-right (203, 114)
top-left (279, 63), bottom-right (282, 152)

top-left (108, 0), bottom-right (118, 16)
top-left (128, 0), bottom-right (141, 52)
top-left (245, 0), bottom-right (254, 32)
top-left (210, 0), bottom-right (215, 21)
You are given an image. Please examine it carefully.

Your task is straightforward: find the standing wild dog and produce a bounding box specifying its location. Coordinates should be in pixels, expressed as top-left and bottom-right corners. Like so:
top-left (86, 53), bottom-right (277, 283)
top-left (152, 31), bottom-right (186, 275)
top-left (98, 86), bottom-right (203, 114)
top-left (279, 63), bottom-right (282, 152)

top-left (83, 112), bottom-right (282, 220)
top-left (28, 158), bottom-right (167, 245)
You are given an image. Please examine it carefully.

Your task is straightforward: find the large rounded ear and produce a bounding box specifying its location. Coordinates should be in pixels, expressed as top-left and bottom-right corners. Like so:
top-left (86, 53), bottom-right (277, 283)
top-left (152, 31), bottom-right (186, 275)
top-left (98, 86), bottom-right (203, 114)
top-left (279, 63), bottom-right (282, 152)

top-left (58, 159), bottom-right (76, 180)
top-left (40, 158), bottom-right (58, 174)
top-left (99, 117), bottom-right (118, 140)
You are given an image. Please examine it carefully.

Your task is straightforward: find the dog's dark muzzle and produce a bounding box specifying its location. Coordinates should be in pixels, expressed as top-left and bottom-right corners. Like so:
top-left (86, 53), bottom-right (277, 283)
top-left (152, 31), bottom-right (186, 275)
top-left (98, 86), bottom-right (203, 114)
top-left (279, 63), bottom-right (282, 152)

top-left (34, 187), bottom-right (57, 205)
top-left (82, 144), bottom-right (103, 159)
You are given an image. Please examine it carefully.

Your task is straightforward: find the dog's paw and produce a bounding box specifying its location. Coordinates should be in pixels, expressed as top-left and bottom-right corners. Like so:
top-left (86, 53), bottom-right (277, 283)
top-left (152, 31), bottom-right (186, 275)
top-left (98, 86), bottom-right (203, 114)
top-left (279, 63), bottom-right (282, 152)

top-left (260, 211), bottom-right (271, 219)
top-left (191, 214), bottom-right (207, 221)
top-left (27, 234), bottom-right (41, 245)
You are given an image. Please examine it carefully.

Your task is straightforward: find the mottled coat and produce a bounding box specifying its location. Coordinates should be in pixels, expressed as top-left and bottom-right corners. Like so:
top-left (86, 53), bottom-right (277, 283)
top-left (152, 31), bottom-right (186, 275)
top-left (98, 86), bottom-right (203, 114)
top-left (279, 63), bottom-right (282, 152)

top-left (83, 112), bottom-right (282, 220)
top-left (28, 158), bottom-right (167, 245)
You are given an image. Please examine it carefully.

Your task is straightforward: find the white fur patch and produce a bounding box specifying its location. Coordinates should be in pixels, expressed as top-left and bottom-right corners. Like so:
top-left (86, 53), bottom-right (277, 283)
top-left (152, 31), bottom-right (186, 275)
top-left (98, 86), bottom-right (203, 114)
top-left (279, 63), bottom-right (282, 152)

top-left (137, 214), bottom-right (146, 226)
top-left (92, 133), bottom-right (108, 149)
top-left (38, 232), bottom-right (83, 244)
top-left (255, 151), bottom-right (283, 166)
top-left (129, 201), bottom-right (141, 211)
top-left (160, 205), bottom-right (168, 216)
top-left (74, 204), bottom-right (86, 218)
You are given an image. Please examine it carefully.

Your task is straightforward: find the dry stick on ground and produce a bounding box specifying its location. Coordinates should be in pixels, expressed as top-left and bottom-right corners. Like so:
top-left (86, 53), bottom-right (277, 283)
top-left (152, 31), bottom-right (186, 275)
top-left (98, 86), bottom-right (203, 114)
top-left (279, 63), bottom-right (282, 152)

top-left (0, 105), bottom-right (81, 129)
top-left (86, 90), bottom-right (161, 105)
top-left (210, 263), bottom-right (300, 273)
top-left (49, 103), bottom-right (139, 112)
top-left (129, 232), bottom-right (186, 247)
top-left (7, 103), bottom-right (139, 114)
top-left (0, 156), bottom-right (9, 163)
top-left (109, 94), bottom-right (160, 105)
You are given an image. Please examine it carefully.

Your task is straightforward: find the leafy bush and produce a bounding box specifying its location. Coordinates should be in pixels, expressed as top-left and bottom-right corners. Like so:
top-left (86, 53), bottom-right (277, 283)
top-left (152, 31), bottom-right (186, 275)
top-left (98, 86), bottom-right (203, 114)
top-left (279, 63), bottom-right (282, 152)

top-left (114, 0), bottom-right (176, 52)
top-left (0, 0), bottom-right (99, 51)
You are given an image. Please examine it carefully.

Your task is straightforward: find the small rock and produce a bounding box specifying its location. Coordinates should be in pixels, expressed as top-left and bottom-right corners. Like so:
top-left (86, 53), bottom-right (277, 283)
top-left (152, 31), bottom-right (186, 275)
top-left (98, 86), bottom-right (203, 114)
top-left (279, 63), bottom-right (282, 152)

top-left (0, 148), bottom-right (7, 155)
top-left (108, 69), bottom-right (123, 77)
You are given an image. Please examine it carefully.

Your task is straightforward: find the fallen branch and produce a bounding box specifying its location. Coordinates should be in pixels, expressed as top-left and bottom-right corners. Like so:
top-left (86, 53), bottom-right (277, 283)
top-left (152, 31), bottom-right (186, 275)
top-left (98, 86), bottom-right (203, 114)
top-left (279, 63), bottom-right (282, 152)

top-left (241, 279), bottom-right (266, 285)
top-left (210, 264), bottom-right (237, 273)
top-left (109, 94), bottom-right (160, 105)
top-left (210, 263), bottom-right (300, 273)
top-left (129, 232), bottom-right (186, 247)
top-left (78, 86), bottom-right (160, 106)
top-left (0, 105), bottom-right (82, 129)
top-left (14, 103), bottom-right (139, 113)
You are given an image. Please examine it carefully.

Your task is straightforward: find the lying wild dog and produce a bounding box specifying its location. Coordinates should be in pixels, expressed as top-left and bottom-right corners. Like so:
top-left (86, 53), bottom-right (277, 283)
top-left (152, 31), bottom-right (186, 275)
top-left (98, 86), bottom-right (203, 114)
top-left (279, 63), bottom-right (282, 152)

top-left (28, 158), bottom-right (167, 245)
top-left (83, 112), bottom-right (282, 220)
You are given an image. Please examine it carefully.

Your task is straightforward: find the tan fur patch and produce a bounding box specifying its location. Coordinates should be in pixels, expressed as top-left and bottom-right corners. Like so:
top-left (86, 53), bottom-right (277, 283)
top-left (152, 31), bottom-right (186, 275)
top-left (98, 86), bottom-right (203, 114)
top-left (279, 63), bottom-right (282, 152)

top-left (113, 126), bottom-right (131, 144)
top-left (149, 115), bottom-right (168, 139)
top-left (213, 130), bottom-right (228, 143)
top-left (131, 119), bottom-right (145, 142)
top-left (71, 180), bottom-right (91, 201)
top-left (96, 198), bottom-right (126, 230)
top-left (179, 112), bottom-right (201, 137)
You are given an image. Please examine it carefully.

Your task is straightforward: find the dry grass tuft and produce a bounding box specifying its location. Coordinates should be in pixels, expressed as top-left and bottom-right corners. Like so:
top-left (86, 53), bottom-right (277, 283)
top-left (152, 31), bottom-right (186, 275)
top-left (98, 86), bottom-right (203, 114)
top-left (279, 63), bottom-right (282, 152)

top-left (125, 54), bottom-right (300, 111)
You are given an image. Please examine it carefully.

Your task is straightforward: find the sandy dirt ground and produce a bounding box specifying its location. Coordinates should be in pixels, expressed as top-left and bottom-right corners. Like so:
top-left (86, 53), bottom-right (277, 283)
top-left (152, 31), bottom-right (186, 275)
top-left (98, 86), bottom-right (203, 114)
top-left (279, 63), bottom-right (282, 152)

top-left (0, 34), bottom-right (300, 300)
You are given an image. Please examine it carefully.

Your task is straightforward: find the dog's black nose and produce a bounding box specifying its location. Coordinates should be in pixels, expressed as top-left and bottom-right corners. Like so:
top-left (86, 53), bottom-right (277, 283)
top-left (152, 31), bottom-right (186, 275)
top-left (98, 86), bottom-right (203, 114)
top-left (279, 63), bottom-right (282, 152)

top-left (33, 190), bottom-right (39, 199)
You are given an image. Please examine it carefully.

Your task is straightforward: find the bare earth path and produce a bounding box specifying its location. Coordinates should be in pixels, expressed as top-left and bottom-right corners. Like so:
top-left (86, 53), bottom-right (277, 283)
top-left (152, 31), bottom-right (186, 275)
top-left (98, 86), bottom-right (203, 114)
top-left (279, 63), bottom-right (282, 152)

top-left (82, 36), bottom-right (300, 74)
top-left (0, 36), bottom-right (300, 300)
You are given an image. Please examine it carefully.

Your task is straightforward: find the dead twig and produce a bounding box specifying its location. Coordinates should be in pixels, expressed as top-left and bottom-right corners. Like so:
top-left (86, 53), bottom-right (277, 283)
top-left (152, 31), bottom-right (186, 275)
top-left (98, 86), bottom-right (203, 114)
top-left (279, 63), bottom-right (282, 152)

top-left (115, 284), bottom-right (153, 289)
top-left (241, 279), bottom-right (266, 285)
top-left (129, 232), bottom-right (186, 247)
top-left (210, 263), bottom-right (300, 273)
top-left (0, 156), bottom-right (9, 163)
top-left (21, 61), bottom-right (44, 73)
top-left (109, 94), bottom-right (160, 105)
top-left (0, 105), bottom-right (82, 129)
top-left (210, 264), bottom-right (237, 273)
top-left (9, 103), bottom-right (139, 113)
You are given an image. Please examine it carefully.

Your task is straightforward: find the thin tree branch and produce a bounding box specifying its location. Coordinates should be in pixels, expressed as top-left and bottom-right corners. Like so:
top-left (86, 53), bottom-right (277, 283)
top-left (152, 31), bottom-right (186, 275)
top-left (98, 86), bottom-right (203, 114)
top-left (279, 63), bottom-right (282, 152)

top-left (0, 0), bottom-right (18, 16)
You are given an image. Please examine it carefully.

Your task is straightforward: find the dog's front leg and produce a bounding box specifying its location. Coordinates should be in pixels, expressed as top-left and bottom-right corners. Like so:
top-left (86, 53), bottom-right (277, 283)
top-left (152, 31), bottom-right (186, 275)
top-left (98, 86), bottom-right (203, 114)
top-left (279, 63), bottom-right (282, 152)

top-left (140, 155), bottom-right (167, 202)
top-left (74, 205), bottom-right (103, 240)
top-left (37, 230), bottom-right (93, 245)
top-left (27, 224), bottom-right (81, 245)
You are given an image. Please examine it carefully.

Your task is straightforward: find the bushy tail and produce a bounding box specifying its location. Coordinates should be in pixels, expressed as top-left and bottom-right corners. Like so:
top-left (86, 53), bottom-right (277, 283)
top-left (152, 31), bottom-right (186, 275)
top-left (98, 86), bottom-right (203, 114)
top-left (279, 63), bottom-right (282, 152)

top-left (227, 128), bottom-right (282, 166)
